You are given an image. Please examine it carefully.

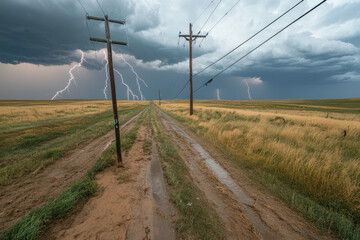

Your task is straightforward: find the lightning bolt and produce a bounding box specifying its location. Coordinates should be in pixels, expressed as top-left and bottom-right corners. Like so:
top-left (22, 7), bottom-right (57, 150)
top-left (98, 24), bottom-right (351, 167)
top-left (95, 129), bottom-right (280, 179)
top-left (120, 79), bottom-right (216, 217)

top-left (119, 55), bottom-right (147, 100)
top-left (102, 50), bottom-right (109, 100)
top-left (217, 89), bottom-right (221, 100)
top-left (114, 69), bottom-right (139, 100)
top-left (244, 79), bottom-right (252, 100)
top-left (51, 50), bottom-right (85, 100)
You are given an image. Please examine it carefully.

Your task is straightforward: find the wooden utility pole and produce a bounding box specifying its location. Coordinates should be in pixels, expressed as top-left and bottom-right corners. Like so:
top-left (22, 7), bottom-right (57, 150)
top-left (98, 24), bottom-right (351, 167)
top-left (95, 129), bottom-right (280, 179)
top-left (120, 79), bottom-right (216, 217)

top-left (88, 14), bottom-right (127, 166)
top-left (179, 23), bottom-right (207, 115)
top-left (158, 89), bottom-right (161, 105)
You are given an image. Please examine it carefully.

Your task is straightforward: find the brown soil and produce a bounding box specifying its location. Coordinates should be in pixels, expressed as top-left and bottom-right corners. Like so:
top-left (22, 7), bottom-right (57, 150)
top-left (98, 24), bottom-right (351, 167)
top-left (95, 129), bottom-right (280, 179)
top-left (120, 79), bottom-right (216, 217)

top-left (157, 108), bottom-right (337, 240)
top-left (41, 122), bottom-right (176, 240)
top-left (0, 109), bottom-right (145, 233)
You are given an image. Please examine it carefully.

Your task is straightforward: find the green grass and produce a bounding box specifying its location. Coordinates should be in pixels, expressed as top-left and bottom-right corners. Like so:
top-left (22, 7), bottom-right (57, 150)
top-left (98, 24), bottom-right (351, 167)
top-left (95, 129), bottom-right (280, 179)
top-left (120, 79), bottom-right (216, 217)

top-left (0, 105), bottom-right (147, 185)
top-left (120, 107), bottom-right (149, 155)
top-left (1, 109), bottom-right (147, 240)
top-left (150, 104), bottom-right (225, 240)
top-left (118, 172), bottom-right (127, 184)
top-left (143, 139), bottom-right (152, 155)
top-left (254, 170), bottom-right (360, 240)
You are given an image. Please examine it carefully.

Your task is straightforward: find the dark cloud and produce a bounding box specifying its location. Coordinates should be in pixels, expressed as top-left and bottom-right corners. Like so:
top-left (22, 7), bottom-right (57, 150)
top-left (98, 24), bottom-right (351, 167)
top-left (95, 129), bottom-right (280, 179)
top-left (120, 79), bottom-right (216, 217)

top-left (0, 0), bottom-right (90, 65)
top-left (0, 0), bottom-right (193, 67)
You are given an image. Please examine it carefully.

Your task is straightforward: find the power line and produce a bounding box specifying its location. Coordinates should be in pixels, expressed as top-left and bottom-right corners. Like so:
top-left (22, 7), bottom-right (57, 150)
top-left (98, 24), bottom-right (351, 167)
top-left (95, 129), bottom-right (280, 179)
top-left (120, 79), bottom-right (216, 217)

top-left (199, 0), bottom-right (241, 46)
top-left (172, 0), bottom-right (302, 99)
top-left (171, 79), bottom-right (190, 99)
top-left (197, 0), bottom-right (222, 34)
top-left (194, 0), bottom-right (327, 94)
top-left (96, 0), bottom-right (106, 16)
top-left (193, 0), bottom-right (215, 26)
top-left (77, 0), bottom-right (92, 43)
top-left (78, 0), bottom-right (89, 15)
top-left (194, 0), bottom-right (304, 77)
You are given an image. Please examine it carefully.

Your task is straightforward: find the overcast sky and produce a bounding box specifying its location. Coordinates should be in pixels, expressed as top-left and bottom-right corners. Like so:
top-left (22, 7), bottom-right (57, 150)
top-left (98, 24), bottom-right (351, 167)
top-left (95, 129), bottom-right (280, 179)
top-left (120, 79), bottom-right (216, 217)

top-left (0, 0), bottom-right (359, 100)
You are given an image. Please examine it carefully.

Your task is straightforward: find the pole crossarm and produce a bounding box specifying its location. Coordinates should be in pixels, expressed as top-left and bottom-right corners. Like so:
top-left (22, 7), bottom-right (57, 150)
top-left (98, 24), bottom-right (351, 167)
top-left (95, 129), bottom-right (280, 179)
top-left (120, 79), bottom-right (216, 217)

top-left (87, 14), bottom-right (127, 165)
top-left (179, 34), bottom-right (207, 40)
top-left (87, 15), bottom-right (125, 25)
top-left (90, 38), bottom-right (127, 46)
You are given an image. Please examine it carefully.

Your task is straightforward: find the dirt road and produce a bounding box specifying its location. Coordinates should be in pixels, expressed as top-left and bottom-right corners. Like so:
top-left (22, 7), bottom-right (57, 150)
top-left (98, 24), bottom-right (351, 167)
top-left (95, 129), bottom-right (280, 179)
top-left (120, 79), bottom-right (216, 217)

top-left (42, 117), bottom-right (176, 240)
top-left (28, 106), bottom-right (336, 239)
top-left (0, 108), bottom-right (146, 233)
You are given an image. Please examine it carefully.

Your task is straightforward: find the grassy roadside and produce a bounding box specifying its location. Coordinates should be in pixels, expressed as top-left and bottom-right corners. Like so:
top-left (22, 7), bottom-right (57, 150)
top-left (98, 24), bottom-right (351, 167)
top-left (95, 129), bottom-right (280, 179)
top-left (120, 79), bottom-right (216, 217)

top-left (159, 101), bottom-right (360, 240)
top-left (150, 105), bottom-right (225, 240)
top-left (121, 107), bottom-right (149, 154)
top-left (0, 109), bottom-right (148, 240)
top-left (0, 104), bottom-right (147, 185)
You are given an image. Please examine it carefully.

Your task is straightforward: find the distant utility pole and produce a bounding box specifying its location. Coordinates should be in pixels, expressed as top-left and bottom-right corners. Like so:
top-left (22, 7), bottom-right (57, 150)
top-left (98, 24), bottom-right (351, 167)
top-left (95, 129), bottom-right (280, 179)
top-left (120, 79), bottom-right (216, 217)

top-left (179, 23), bottom-right (207, 115)
top-left (158, 89), bottom-right (161, 105)
top-left (88, 14), bottom-right (127, 166)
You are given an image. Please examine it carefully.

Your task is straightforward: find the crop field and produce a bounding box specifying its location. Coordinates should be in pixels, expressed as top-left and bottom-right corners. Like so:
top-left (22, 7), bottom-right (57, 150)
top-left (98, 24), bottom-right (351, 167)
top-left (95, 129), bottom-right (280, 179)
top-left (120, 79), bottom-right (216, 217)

top-left (160, 98), bottom-right (360, 239)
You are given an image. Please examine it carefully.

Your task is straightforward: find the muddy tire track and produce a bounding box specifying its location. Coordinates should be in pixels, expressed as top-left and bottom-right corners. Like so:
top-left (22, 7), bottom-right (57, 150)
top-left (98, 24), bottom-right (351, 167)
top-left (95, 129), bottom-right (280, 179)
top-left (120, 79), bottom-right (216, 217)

top-left (157, 108), bottom-right (336, 240)
top-left (0, 108), bottom-right (147, 233)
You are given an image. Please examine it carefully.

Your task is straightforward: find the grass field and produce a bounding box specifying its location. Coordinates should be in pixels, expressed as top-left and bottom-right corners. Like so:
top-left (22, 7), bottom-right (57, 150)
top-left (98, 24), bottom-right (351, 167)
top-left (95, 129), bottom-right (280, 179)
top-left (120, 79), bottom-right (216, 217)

top-left (0, 100), bottom-right (148, 185)
top-left (159, 98), bottom-right (360, 239)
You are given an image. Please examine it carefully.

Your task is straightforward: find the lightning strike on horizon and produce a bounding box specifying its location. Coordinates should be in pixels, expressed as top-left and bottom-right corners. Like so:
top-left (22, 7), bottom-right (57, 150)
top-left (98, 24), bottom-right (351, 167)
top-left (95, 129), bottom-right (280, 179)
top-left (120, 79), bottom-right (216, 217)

top-left (51, 50), bottom-right (85, 100)
top-left (102, 50), bottom-right (109, 100)
top-left (217, 89), bottom-right (221, 100)
top-left (114, 69), bottom-right (139, 100)
top-left (119, 55), bottom-right (148, 100)
top-left (244, 79), bottom-right (252, 100)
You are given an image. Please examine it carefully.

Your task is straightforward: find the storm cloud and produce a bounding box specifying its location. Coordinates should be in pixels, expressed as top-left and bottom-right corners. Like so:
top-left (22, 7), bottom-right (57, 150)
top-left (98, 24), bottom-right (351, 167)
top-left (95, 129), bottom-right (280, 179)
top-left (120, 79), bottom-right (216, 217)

top-left (0, 0), bottom-right (359, 100)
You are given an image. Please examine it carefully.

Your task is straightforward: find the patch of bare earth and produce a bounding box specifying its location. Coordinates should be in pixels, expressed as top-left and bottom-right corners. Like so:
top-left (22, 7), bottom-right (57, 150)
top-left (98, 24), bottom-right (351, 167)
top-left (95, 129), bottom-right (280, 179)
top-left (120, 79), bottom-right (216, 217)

top-left (0, 110), bottom-right (144, 233)
top-left (42, 124), bottom-right (176, 240)
top-left (157, 108), bottom-right (337, 240)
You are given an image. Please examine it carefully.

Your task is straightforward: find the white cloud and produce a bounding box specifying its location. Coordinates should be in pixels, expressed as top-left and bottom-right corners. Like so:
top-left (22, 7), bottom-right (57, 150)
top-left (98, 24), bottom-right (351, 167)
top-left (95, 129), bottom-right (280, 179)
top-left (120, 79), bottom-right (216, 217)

top-left (328, 0), bottom-right (360, 8)
top-left (330, 71), bottom-right (360, 82)
top-left (314, 18), bottom-right (360, 40)
top-left (243, 77), bottom-right (263, 85)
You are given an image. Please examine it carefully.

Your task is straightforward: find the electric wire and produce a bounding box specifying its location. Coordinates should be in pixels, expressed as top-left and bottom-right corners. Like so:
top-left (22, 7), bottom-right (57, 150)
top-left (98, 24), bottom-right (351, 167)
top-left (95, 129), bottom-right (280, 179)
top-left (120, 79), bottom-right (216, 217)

top-left (197, 0), bottom-right (222, 34)
top-left (171, 79), bottom-right (190, 99)
top-left (96, 0), bottom-right (106, 16)
top-left (124, 23), bottom-right (130, 47)
top-left (194, 0), bottom-right (327, 94)
top-left (199, 0), bottom-right (241, 46)
top-left (78, 0), bottom-right (88, 15)
top-left (194, 0), bottom-right (304, 77)
top-left (193, 0), bottom-right (214, 26)
top-left (77, 0), bottom-right (92, 45)
top-left (172, 0), bottom-right (302, 99)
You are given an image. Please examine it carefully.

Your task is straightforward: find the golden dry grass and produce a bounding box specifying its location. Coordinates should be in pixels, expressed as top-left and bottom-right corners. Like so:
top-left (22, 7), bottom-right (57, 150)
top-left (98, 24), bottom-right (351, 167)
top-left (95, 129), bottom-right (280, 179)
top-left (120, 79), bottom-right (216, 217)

top-left (0, 100), bottom-right (147, 127)
top-left (160, 100), bottom-right (360, 219)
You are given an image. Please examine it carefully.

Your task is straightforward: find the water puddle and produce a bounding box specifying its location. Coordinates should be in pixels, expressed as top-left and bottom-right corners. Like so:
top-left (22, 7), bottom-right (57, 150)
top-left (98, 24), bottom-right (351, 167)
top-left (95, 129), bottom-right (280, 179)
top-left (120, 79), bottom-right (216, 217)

top-left (160, 111), bottom-right (281, 240)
